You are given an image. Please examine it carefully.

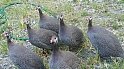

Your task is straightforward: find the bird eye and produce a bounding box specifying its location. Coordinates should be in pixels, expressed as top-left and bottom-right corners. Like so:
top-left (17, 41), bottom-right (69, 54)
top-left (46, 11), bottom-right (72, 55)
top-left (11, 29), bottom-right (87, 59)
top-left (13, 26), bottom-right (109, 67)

top-left (54, 37), bottom-right (58, 40)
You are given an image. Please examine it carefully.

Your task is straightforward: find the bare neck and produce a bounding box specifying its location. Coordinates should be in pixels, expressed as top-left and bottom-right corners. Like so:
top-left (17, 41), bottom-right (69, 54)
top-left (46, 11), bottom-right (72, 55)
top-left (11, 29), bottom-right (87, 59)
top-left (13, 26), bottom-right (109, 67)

top-left (52, 44), bottom-right (59, 54)
top-left (7, 36), bottom-right (11, 44)
top-left (38, 8), bottom-right (43, 19)
top-left (26, 24), bottom-right (31, 29)
top-left (88, 19), bottom-right (93, 30)
top-left (6, 36), bottom-right (15, 49)
top-left (60, 19), bottom-right (66, 32)
top-left (60, 19), bottom-right (65, 27)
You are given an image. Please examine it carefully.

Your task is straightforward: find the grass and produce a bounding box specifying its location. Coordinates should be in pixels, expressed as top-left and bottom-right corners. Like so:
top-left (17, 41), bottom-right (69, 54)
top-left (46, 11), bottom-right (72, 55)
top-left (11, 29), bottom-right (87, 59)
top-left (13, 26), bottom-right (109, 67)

top-left (0, 0), bottom-right (124, 69)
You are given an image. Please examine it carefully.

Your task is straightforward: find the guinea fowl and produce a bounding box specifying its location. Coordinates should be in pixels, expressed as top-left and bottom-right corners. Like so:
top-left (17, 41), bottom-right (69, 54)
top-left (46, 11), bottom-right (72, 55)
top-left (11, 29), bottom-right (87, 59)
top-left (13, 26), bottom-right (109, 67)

top-left (49, 36), bottom-right (81, 69)
top-left (59, 15), bottom-right (85, 52)
top-left (87, 17), bottom-right (124, 60)
top-left (5, 32), bottom-right (45, 69)
top-left (37, 6), bottom-right (59, 33)
top-left (24, 17), bottom-right (58, 50)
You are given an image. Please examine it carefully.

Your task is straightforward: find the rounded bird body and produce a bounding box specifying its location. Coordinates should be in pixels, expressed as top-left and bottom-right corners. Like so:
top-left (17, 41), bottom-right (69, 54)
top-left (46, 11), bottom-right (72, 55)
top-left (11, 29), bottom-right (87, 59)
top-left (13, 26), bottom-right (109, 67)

top-left (37, 7), bottom-right (59, 33)
top-left (50, 51), bottom-right (81, 69)
top-left (49, 36), bottom-right (81, 69)
top-left (27, 28), bottom-right (58, 49)
top-left (24, 17), bottom-right (58, 50)
top-left (87, 17), bottom-right (124, 59)
top-left (9, 44), bottom-right (45, 69)
top-left (59, 16), bottom-right (85, 52)
top-left (59, 25), bottom-right (84, 47)
top-left (5, 32), bottom-right (45, 69)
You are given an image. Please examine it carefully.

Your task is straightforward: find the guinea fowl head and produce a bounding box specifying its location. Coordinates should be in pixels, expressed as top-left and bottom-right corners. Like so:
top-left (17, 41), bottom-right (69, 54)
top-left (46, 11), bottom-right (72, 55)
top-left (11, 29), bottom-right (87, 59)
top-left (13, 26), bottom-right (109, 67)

top-left (23, 16), bottom-right (31, 29)
top-left (50, 35), bottom-right (58, 44)
top-left (88, 17), bottom-right (93, 28)
top-left (4, 31), bottom-right (11, 44)
top-left (50, 35), bottom-right (59, 51)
